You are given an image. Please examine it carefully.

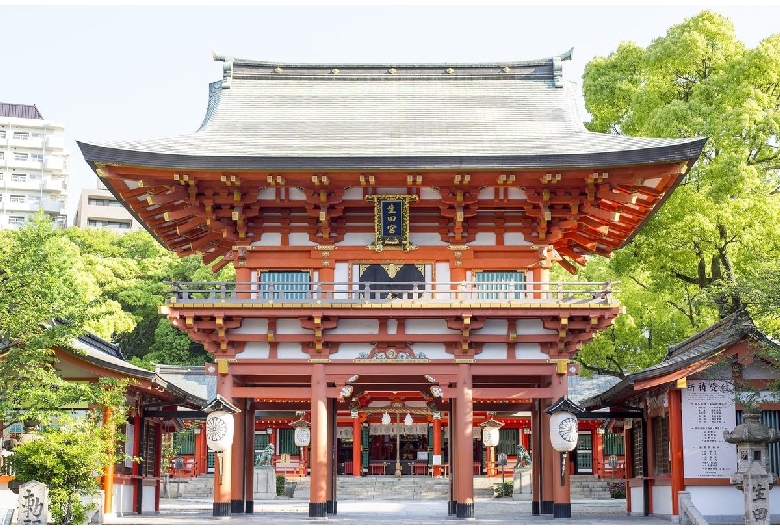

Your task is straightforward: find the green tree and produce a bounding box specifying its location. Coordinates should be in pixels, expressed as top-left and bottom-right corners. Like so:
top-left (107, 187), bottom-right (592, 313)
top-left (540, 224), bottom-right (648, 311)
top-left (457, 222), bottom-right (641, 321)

top-left (577, 11), bottom-right (780, 373)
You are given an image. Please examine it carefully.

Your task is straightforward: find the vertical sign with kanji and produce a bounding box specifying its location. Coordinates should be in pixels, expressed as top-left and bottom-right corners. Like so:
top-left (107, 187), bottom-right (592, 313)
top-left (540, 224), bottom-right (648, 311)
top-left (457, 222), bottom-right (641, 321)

top-left (380, 199), bottom-right (403, 242)
top-left (365, 195), bottom-right (417, 252)
top-left (681, 379), bottom-right (736, 478)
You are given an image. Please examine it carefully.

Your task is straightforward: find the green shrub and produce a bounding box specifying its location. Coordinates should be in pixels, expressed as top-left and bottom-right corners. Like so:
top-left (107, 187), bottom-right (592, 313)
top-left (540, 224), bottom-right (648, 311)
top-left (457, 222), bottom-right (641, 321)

top-left (493, 480), bottom-right (513, 498)
top-left (276, 475), bottom-right (285, 497)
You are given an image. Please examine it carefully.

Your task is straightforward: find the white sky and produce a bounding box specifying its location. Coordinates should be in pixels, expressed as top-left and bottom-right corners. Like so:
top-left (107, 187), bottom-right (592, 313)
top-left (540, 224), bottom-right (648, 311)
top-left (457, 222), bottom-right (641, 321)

top-left (1, 4), bottom-right (778, 224)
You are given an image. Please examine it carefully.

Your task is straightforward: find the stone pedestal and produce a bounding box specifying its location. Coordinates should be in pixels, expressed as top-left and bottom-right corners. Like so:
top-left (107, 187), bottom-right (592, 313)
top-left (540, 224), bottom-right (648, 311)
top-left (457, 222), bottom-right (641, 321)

top-left (254, 467), bottom-right (276, 500)
top-left (513, 467), bottom-right (532, 497)
top-left (739, 461), bottom-right (772, 525)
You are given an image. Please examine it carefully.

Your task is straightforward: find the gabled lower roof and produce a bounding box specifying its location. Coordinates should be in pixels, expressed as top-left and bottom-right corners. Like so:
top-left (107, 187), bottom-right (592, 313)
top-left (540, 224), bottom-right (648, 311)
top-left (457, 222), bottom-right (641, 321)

top-left (78, 51), bottom-right (705, 171)
top-left (582, 311), bottom-right (779, 409)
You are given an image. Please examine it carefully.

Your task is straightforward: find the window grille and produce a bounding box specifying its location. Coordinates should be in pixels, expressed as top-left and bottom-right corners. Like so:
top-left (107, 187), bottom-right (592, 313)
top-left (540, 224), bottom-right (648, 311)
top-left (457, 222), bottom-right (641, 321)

top-left (632, 426), bottom-right (643, 478)
top-left (474, 271), bottom-right (525, 299)
top-left (260, 271), bottom-right (310, 300)
top-left (603, 432), bottom-right (625, 455)
top-left (653, 415), bottom-right (670, 476)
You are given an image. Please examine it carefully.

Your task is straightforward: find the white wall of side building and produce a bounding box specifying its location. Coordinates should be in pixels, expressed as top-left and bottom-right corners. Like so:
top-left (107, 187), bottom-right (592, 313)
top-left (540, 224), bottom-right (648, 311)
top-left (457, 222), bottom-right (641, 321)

top-left (0, 108), bottom-right (69, 229)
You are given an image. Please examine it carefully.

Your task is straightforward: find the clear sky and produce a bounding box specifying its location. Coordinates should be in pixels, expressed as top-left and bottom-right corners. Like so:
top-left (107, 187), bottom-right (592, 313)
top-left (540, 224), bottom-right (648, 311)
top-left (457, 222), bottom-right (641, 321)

top-left (2, 4), bottom-right (778, 224)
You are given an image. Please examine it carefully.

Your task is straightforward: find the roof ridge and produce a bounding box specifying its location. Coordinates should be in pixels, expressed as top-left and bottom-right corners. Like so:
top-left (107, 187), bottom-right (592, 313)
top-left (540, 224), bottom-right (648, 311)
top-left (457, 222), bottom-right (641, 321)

top-left (664, 310), bottom-right (750, 360)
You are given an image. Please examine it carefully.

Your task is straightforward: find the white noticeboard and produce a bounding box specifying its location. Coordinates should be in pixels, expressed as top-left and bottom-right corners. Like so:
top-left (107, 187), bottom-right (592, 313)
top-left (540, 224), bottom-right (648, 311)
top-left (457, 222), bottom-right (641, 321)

top-left (681, 379), bottom-right (736, 478)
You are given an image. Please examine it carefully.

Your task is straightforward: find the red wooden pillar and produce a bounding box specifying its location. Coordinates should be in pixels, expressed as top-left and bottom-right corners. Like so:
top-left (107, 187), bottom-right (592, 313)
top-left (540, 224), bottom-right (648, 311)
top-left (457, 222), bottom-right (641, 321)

top-left (326, 398), bottom-right (335, 514)
top-left (624, 422), bottom-right (633, 514)
top-left (551, 375), bottom-right (572, 519)
top-left (455, 362), bottom-right (474, 519)
top-left (433, 416), bottom-right (442, 477)
top-left (231, 397), bottom-right (246, 514)
top-left (669, 389), bottom-right (684, 518)
top-left (236, 265), bottom-right (252, 300)
top-left (244, 402), bottom-right (256, 513)
top-left (154, 422), bottom-right (162, 513)
top-left (309, 363), bottom-right (328, 518)
top-left (212, 372), bottom-right (234, 518)
top-left (351, 414), bottom-right (362, 476)
top-left (131, 410), bottom-right (142, 513)
top-left (102, 406), bottom-right (115, 515)
top-left (531, 404), bottom-right (542, 516)
top-left (541, 401), bottom-right (554, 514)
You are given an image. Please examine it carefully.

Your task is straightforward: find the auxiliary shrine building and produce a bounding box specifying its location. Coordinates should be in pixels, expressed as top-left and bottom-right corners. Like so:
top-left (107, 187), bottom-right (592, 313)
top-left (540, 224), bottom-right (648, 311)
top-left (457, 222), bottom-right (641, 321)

top-left (78, 51), bottom-right (704, 520)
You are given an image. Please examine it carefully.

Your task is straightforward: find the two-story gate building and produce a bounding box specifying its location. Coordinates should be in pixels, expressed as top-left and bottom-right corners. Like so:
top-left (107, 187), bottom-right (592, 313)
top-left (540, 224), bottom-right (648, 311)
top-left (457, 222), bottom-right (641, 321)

top-left (78, 50), bottom-right (704, 520)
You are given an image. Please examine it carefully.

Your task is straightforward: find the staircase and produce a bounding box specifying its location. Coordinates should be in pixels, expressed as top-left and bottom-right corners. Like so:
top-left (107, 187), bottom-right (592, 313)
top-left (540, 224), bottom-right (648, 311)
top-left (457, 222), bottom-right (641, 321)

top-left (167, 474), bottom-right (614, 501)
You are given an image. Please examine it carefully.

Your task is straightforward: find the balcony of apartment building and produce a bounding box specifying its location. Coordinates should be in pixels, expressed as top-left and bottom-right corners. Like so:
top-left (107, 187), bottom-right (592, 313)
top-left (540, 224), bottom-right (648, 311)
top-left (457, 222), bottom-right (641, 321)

top-left (5, 132), bottom-right (45, 150)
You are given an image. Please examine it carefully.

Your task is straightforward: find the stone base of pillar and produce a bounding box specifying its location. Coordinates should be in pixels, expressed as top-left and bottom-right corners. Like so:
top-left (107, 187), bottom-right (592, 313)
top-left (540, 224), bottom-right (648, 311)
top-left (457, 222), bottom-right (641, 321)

top-left (309, 502), bottom-right (327, 518)
top-left (449, 500), bottom-right (457, 516)
top-left (327, 500), bottom-right (337, 514)
top-left (531, 501), bottom-right (541, 515)
top-left (553, 503), bottom-right (572, 518)
top-left (231, 499), bottom-right (244, 514)
top-left (541, 500), bottom-right (554, 514)
top-left (212, 502), bottom-right (231, 518)
top-left (456, 502), bottom-right (475, 519)
top-left (245, 500), bottom-right (254, 514)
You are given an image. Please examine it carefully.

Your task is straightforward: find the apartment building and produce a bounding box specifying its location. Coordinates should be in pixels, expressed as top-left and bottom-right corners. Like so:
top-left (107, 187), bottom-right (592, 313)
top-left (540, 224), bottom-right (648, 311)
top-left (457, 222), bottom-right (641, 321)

top-left (74, 179), bottom-right (141, 232)
top-left (0, 103), bottom-right (68, 229)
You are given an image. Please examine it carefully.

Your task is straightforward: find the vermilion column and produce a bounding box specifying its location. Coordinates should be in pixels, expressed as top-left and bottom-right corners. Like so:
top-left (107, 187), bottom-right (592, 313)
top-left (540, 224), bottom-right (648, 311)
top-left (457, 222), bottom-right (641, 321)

top-left (102, 407), bottom-right (115, 515)
top-left (669, 388), bottom-right (684, 518)
top-left (236, 266), bottom-right (252, 300)
top-left (552, 377), bottom-right (572, 519)
top-left (231, 397), bottom-right (245, 514)
top-left (244, 403), bottom-right (255, 514)
top-left (455, 362), bottom-right (474, 519)
top-left (352, 414), bottom-right (362, 476)
top-left (319, 267), bottom-right (334, 298)
top-left (213, 373), bottom-right (234, 518)
top-left (326, 398), bottom-right (335, 515)
top-left (541, 401), bottom-right (554, 515)
top-left (433, 416), bottom-right (442, 477)
top-left (309, 363), bottom-right (328, 518)
top-left (132, 411), bottom-right (142, 513)
top-left (531, 404), bottom-right (541, 516)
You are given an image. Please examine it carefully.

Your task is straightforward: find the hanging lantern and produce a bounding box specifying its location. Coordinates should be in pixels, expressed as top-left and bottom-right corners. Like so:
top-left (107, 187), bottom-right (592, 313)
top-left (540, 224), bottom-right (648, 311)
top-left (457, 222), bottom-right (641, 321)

top-left (202, 394), bottom-right (241, 485)
top-left (381, 411), bottom-right (391, 425)
top-left (289, 416), bottom-right (311, 447)
top-left (404, 413), bottom-right (413, 426)
top-left (545, 396), bottom-right (584, 485)
top-left (205, 410), bottom-right (235, 452)
top-left (479, 418), bottom-right (504, 447)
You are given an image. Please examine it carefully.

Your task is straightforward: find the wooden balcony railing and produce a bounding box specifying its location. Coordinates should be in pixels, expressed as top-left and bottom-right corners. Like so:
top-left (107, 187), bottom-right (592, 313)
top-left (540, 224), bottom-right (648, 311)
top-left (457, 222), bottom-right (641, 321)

top-left (166, 280), bottom-right (617, 307)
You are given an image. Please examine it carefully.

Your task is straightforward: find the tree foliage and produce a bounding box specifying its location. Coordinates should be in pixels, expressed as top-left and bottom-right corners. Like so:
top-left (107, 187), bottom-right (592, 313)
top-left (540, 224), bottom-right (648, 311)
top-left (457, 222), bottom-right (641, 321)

top-left (576, 10), bottom-right (780, 375)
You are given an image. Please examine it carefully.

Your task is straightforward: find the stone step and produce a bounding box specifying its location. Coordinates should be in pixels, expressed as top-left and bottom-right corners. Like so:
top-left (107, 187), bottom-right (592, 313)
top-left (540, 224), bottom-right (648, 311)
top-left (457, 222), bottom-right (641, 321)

top-left (167, 474), bottom-right (619, 500)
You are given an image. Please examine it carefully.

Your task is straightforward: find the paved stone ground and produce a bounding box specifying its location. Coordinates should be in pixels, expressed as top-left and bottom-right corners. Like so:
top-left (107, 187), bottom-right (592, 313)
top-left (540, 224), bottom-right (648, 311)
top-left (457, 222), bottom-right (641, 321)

top-left (104, 497), bottom-right (673, 526)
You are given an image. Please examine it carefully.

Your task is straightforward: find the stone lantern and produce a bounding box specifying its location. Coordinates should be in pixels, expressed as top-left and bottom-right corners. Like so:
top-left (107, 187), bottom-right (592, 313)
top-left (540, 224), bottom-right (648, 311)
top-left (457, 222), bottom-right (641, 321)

top-left (723, 405), bottom-right (780, 524)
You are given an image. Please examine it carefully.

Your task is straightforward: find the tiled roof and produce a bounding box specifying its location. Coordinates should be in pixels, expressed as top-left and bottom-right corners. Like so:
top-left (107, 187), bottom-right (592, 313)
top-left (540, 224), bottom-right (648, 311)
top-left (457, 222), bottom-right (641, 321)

top-left (78, 52), bottom-right (705, 171)
top-left (0, 102), bottom-right (43, 120)
top-left (153, 364), bottom-right (215, 403)
top-left (582, 310), bottom-right (776, 409)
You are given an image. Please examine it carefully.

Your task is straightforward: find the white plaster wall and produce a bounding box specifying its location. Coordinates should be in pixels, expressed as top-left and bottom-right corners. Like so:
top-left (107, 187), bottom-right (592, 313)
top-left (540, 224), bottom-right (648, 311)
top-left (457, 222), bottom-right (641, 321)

top-left (503, 232), bottom-right (527, 245)
top-left (688, 486), bottom-right (748, 516)
top-left (507, 188), bottom-right (527, 200)
top-left (517, 319), bottom-right (555, 334)
top-left (236, 318), bottom-right (269, 334)
top-left (289, 232), bottom-right (314, 246)
top-left (405, 319), bottom-right (457, 335)
top-left (629, 486), bottom-right (644, 515)
top-left (258, 188), bottom-right (276, 200)
top-left (253, 232), bottom-right (282, 246)
top-left (515, 343), bottom-right (546, 359)
top-left (237, 343), bottom-right (269, 359)
top-left (420, 188), bottom-right (440, 200)
top-left (112, 483), bottom-right (134, 516)
top-left (341, 233), bottom-right (373, 246)
top-left (477, 188), bottom-right (494, 200)
top-left (475, 344), bottom-right (507, 359)
top-left (472, 232), bottom-right (496, 245)
top-left (142, 485), bottom-right (156, 514)
top-left (406, 343), bottom-right (450, 359)
top-left (652, 484), bottom-right (673, 516)
top-left (277, 343), bottom-right (308, 359)
top-left (334, 319), bottom-right (380, 334)
top-left (411, 233), bottom-right (447, 246)
top-left (476, 319), bottom-right (508, 334)
top-left (329, 343), bottom-right (374, 359)
top-left (387, 319), bottom-right (397, 334)
top-left (288, 187), bottom-right (307, 200)
top-left (375, 187), bottom-right (407, 195)
top-left (435, 262), bottom-right (451, 290)
top-left (277, 319), bottom-right (306, 334)
top-left (343, 187), bottom-right (364, 200)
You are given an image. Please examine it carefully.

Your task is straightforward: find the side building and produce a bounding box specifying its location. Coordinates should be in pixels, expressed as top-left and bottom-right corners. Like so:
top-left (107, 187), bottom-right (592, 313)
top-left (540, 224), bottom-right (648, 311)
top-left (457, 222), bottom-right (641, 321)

top-left (74, 179), bottom-right (142, 232)
top-left (0, 103), bottom-right (68, 229)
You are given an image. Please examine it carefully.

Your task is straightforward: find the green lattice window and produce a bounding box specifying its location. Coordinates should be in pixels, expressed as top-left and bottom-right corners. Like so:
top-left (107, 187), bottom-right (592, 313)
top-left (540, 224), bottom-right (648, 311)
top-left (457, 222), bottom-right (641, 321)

top-left (474, 271), bottom-right (525, 299)
top-left (260, 271), bottom-right (310, 300)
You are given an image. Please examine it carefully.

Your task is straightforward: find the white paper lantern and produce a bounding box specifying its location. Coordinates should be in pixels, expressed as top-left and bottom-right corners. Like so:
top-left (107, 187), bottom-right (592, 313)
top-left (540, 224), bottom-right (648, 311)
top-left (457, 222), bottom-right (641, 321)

top-left (549, 410), bottom-right (578, 452)
top-left (294, 426), bottom-right (311, 447)
top-left (206, 410), bottom-right (234, 452)
top-left (482, 427), bottom-right (500, 447)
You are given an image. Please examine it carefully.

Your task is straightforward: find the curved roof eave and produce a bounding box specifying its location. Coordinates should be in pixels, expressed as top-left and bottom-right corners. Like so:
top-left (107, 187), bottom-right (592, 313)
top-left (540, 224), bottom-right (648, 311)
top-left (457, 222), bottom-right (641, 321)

top-left (78, 138), bottom-right (707, 172)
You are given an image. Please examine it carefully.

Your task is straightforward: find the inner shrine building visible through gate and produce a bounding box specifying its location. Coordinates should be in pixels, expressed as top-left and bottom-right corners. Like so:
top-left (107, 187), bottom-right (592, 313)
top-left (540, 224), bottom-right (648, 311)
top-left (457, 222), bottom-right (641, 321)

top-left (78, 50), bottom-right (705, 520)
